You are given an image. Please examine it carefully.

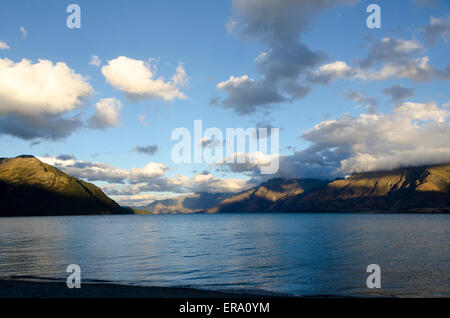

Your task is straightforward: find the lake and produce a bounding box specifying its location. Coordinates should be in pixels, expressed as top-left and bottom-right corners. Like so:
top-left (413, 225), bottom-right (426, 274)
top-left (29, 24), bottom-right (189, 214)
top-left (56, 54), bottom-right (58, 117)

top-left (0, 213), bottom-right (449, 297)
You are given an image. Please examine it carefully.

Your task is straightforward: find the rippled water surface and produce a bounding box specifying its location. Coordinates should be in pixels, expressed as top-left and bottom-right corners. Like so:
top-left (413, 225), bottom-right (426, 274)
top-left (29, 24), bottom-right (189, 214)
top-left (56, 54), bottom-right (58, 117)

top-left (0, 213), bottom-right (449, 296)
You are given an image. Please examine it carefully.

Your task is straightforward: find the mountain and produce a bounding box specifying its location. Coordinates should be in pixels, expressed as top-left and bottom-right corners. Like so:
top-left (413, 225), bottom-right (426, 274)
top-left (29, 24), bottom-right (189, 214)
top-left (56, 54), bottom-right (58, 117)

top-left (295, 164), bottom-right (450, 213)
top-left (205, 178), bottom-right (328, 213)
top-left (141, 192), bottom-right (232, 214)
top-left (0, 155), bottom-right (131, 216)
top-left (204, 164), bottom-right (450, 213)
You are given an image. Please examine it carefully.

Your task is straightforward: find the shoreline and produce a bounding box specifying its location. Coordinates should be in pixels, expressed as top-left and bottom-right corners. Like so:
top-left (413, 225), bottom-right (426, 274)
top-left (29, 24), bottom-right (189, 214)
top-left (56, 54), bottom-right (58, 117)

top-left (0, 278), bottom-right (285, 298)
top-left (1, 210), bottom-right (450, 218)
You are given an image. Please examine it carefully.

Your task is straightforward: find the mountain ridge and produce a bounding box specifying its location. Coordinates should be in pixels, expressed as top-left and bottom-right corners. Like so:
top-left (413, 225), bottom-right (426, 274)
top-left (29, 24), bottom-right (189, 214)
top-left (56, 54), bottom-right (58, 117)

top-left (202, 164), bottom-right (450, 214)
top-left (0, 155), bottom-right (131, 216)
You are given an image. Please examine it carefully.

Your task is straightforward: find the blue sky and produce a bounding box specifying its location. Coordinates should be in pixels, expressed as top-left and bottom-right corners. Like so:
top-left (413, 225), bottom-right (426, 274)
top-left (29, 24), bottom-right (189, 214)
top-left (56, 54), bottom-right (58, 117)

top-left (0, 0), bottom-right (449, 206)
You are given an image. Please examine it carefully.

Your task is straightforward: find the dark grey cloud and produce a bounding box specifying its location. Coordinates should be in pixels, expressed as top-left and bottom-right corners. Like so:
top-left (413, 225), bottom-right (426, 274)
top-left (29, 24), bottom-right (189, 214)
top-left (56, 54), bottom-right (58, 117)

top-left (56, 154), bottom-right (77, 161)
top-left (254, 44), bottom-right (322, 83)
top-left (217, 0), bottom-right (359, 114)
top-left (230, 0), bottom-right (359, 46)
top-left (0, 113), bottom-right (82, 141)
top-left (218, 76), bottom-right (285, 115)
top-left (383, 85), bottom-right (415, 103)
top-left (134, 144), bottom-right (158, 155)
top-left (359, 37), bottom-right (423, 69)
top-left (424, 16), bottom-right (450, 44)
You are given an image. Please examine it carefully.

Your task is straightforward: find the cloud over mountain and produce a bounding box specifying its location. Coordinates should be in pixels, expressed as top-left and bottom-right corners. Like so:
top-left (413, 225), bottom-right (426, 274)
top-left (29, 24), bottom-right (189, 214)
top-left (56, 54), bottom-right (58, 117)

top-left (278, 101), bottom-right (450, 178)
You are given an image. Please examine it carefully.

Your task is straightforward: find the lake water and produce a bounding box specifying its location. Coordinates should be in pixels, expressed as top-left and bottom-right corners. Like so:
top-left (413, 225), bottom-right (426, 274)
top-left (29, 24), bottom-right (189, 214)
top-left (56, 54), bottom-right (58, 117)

top-left (0, 213), bottom-right (449, 297)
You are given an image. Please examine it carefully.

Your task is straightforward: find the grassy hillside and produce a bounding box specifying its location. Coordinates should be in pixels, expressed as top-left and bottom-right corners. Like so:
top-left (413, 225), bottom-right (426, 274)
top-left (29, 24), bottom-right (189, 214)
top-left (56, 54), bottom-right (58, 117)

top-left (0, 155), bottom-right (130, 216)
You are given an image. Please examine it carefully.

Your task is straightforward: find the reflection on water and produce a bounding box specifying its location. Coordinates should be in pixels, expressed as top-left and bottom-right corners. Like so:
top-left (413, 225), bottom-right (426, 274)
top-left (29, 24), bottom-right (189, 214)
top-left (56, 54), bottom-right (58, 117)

top-left (0, 213), bottom-right (449, 296)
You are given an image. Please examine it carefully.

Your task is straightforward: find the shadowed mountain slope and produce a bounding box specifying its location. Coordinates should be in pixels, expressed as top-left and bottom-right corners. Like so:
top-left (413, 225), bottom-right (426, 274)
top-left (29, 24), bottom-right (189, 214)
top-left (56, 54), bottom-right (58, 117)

top-left (141, 192), bottom-right (232, 214)
top-left (205, 178), bottom-right (328, 213)
top-left (204, 165), bottom-right (450, 213)
top-left (0, 155), bottom-right (130, 216)
top-left (295, 164), bottom-right (450, 213)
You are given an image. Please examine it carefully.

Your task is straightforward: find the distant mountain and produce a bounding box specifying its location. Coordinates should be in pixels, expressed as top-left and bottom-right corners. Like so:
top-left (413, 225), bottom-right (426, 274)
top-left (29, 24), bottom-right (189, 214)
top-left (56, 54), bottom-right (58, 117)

top-left (204, 164), bottom-right (450, 213)
top-left (141, 192), bottom-right (232, 214)
top-left (0, 155), bottom-right (131, 216)
top-left (205, 178), bottom-right (328, 213)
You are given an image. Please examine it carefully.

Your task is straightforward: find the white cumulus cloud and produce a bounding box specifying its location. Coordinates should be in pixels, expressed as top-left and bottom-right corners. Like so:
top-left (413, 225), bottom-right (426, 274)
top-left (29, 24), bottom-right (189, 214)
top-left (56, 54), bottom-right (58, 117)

top-left (102, 56), bottom-right (187, 102)
top-left (0, 58), bottom-right (93, 116)
top-left (88, 98), bottom-right (122, 129)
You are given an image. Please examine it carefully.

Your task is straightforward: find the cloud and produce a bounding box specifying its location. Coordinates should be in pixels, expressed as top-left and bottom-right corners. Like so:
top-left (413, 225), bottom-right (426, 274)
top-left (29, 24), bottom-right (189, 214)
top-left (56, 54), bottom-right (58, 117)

top-left (0, 113), bottom-right (82, 140)
top-left (424, 16), bottom-right (450, 44)
top-left (0, 58), bottom-right (92, 116)
top-left (89, 55), bottom-right (101, 67)
top-left (0, 58), bottom-right (93, 140)
top-left (343, 90), bottom-right (378, 113)
top-left (129, 162), bottom-right (167, 183)
top-left (0, 41), bottom-right (9, 50)
top-left (198, 136), bottom-right (223, 149)
top-left (39, 156), bottom-right (166, 184)
top-left (103, 191), bottom-right (178, 207)
top-left (215, 151), bottom-right (279, 175)
top-left (0, 57), bottom-right (96, 140)
top-left (229, 0), bottom-right (358, 46)
top-left (56, 154), bottom-right (76, 161)
top-left (216, 0), bottom-right (358, 114)
top-left (368, 56), bottom-right (442, 82)
top-left (359, 37), bottom-right (423, 69)
top-left (273, 101), bottom-right (450, 178)
top-left (39, 155), bottom-right (251, 201)
top-left (104, 174), bottom-right (251, 196)
top-left (307, 61), bottom-right (355, 83)
top-left (20, 26), bottom-right (27, 38)
top-left (134, 144), bottom-right (158, 155)
top-left (217, 75), bottom-right (285, 114)
top-left (102, 56), bottom-right (188, 102)
top-left (88, 98), bottom-right (122, 129)
top-left (307, 35), bottom-right (449, 84)
top-left (382, 84), bottom-right (414, 103)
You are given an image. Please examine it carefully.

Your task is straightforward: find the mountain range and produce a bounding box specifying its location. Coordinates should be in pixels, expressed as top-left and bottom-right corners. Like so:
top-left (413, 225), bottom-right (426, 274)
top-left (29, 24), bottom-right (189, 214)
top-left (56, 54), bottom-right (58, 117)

top-left (0, 155), bottom-right (449, 216)
top-left (147, 165), bottom-right (450, 214)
